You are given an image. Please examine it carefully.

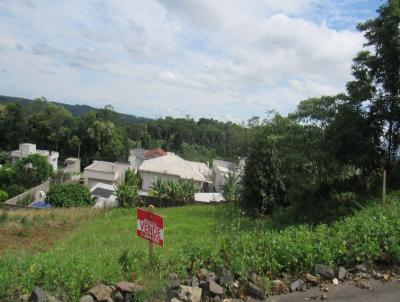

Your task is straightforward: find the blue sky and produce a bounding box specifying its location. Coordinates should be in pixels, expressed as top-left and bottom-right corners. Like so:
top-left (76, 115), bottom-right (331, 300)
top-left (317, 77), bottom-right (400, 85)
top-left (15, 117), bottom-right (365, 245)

top-left (0, 0), bottom-right (383, 122)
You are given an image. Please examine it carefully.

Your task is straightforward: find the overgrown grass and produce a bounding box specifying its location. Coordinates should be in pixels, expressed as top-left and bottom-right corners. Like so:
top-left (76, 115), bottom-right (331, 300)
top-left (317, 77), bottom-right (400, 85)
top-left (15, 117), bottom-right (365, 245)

top-left (1, 194), bottom-right (400, 301)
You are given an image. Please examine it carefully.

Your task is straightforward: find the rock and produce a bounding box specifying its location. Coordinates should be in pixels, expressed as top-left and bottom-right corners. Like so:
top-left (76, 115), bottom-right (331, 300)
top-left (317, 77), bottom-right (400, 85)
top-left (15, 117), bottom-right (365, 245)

top-left (332, 278), bottom-right (339, 286)
top-left (245, 282), bottom-right (265, 300)
top-left (191, 276), bottom-right (200, 287)
top-left (303, 273), bottom-right (320, 285)
top-left (169, 273), bottom-right (181, 289)
top-left (116, 281), bottom-right (142, 293)
top-left (315, 264), bottom-right (335, 279)
top-left (208, 272), bottom-right (217, 282)
top-left (171, 299), bottom-right (181, 302)
top-left (217, 266), bottom-right (235, 285)
top-left (167, 288), bottom-right (180, 301)
top-left (79, 295), bottom-right (95, 302)
top-left (20, 294), bottom-right (30, 302)
top-left (355, 264), bottom-right (367, 273)
top-left (290, 279), bottom-right (305, 292)
top-left (337, 267), bottom-right (346, 280)
top-left (29, 286), bottom-right (49, 302)
top-left (197, 268), bottom-right (209, 281)
top-left (214, 296), bottom-right (221, 302)
top-left (179, 285), bottom-right (202, 302)
top-left (209, 280), bottom-right (225, 297)
top-left (356, 280), bottom-right (372, 290)
top-left (125, 292), bottom-right (132, 302)
top-left (112, 291), bottom-right (124, 302)
top-left (88, 283), bottom-right (113, 302)
top-left (272, 280), bottom-right (287, 295)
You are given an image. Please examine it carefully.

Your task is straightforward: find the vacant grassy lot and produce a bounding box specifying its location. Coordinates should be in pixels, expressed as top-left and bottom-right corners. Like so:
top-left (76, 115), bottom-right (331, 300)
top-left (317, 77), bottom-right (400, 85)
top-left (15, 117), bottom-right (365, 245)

top-left (0, 207), bottom-right (102, 254)
top-left (1, 194), bottom-right (400, 301)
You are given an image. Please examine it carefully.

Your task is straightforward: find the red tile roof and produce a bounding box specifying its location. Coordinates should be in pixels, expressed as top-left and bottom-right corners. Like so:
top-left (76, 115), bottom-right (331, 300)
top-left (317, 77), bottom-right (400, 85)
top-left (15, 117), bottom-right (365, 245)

top-left (143, 147), bottom-right (166, 159)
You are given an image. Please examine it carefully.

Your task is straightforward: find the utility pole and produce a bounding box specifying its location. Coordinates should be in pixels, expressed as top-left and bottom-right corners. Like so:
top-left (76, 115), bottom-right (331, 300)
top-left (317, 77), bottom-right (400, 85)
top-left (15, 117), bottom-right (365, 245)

top-left (77, 142), bottom-right (81, 159)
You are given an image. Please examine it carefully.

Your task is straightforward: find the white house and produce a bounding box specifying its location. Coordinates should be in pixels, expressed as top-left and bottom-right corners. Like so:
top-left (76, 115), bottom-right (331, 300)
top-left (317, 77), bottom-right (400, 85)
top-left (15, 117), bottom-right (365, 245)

top-left (212, 159), bottom-right (244, 192)
top-left (138, 153), bottom-right (210, 191)
top-left (83, 161), bottom-right (130, 190)
top-left (11, 143), bottom-right (59, 171)
top-left (90, 183), bottom-right (118, 209)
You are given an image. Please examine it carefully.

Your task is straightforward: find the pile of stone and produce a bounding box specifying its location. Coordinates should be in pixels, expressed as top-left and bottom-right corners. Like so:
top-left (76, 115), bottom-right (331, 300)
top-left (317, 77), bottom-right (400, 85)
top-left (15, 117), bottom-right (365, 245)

top-left (166, 266), bottom-right (266, 302)
top-left (79, 281), bottom-right (143, 302)
top-left (20, 281), bottom-right (143, 302)
top-left (166, 263), bottom-right (400, 302)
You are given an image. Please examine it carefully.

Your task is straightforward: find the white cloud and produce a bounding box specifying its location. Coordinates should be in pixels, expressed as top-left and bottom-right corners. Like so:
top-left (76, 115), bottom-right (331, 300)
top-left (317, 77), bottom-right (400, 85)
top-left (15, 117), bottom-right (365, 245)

top-left (0, 0), bottom-right (370, 121)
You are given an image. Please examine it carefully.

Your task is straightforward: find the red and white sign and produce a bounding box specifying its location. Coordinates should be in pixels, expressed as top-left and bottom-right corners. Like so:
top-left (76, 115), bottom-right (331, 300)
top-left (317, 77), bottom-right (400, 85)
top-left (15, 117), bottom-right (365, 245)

top-left (136, 208), bottom-right (164, 246)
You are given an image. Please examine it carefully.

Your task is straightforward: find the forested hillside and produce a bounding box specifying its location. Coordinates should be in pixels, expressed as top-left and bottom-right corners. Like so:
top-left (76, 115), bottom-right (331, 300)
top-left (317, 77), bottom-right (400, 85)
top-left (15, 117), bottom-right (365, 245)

top-left (0, 97), bottom-right (249, 167)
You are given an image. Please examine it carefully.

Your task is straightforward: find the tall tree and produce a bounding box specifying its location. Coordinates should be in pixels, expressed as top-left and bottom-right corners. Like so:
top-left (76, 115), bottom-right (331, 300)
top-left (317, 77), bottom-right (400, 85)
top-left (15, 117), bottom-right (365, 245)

top-left (347, 0), bottom-right (400, 168)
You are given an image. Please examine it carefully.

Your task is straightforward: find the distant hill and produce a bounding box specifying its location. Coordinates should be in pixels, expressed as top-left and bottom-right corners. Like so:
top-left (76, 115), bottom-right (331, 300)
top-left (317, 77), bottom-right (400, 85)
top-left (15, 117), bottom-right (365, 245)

top-left (0, 95), bottom-right (150, 123)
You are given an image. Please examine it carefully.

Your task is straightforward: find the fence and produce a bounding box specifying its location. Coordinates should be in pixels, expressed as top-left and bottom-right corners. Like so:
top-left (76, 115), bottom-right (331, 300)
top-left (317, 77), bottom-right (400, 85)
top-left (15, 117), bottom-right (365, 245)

top-left (2, 180), bottom-right (50, 209)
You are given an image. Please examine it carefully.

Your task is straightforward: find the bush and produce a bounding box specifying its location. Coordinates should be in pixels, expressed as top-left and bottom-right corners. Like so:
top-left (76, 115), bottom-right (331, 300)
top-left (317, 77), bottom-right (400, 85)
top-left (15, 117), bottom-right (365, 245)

top-left (0, 190), bottom-right (8, 203)
top-left (46, 183), bottom-right (92, 207)
top-left (5, 184), bottom-right (26, 198)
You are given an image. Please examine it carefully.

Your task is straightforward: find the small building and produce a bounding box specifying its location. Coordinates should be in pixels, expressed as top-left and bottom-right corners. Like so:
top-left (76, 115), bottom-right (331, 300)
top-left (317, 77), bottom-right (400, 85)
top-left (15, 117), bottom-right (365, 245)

top-left (212, 159), bottom-right (244, 192)
top-left (83, 160), bottom-right (130, 190)
top-left (90, 183), bottom-right (118, 209)
top-left (128, 147), bottom-right (167, 172)
top-left (63, 157), bottom-right (81, 174)
top-left (138, 153), bottom-right (209, 191)
top-left (11, 143), bottom-right (59, 171)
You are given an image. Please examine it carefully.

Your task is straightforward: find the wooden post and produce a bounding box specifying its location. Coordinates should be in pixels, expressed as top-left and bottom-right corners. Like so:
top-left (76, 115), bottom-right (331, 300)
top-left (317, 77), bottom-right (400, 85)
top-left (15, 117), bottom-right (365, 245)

top-left (383, 170), bottom-right (387, 205)
top-left (148, 205), bottom-right (155, 257)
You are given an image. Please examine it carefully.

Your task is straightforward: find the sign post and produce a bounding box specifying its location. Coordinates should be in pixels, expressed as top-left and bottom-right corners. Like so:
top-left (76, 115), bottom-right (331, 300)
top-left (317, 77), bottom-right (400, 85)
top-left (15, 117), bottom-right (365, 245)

top-left (136, 206), bottom-right (164, 257)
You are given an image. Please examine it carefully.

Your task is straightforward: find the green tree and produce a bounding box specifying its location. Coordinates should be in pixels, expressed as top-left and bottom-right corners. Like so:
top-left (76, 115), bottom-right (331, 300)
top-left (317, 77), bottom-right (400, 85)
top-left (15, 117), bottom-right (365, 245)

top-left (347, 0), bottom-right (400, 169)
top-left (241, 130), bottom-right (286, 215)
top-left (14, 154), bottom-right (53, 188)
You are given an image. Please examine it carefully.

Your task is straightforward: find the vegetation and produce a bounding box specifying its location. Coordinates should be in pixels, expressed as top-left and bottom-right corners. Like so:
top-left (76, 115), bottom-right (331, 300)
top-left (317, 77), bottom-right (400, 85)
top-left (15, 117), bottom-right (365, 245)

top-left (222, 172), bottom-right (240, 204)
top-left (115, 169), bottom-right (140, 207)
top-left (0, 154), bottom-right (52, 200)
top-left (46, 183), bottom-right (92, 207)
top-left (150, 178), bottom-right (196, 206)
top-left (14, 154), bottom-right (53, 189)
top-left (1, 192), bottom-right (400, 301)
top-left (0, 190), bottom-right (7, 203)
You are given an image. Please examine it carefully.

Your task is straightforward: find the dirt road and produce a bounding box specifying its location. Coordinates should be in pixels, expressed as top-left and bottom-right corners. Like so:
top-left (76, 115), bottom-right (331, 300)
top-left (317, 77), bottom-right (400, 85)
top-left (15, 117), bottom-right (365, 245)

top-left (267, 279), bottom-right (400, 302)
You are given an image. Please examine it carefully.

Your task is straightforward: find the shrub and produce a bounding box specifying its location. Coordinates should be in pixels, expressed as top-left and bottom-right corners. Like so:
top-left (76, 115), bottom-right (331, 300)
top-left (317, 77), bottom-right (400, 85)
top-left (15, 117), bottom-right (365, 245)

top-left (0, 190), bottom-right (8, 203)
top-left (5, 184), bottom-right (26, 198)
top-left (46, 183), bottom-right (92, 207)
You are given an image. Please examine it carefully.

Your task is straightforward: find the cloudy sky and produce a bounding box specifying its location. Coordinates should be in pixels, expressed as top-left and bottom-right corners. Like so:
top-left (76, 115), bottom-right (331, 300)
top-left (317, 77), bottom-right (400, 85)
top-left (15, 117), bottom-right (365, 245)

top-left (0, 0), bottom-right (382, 121)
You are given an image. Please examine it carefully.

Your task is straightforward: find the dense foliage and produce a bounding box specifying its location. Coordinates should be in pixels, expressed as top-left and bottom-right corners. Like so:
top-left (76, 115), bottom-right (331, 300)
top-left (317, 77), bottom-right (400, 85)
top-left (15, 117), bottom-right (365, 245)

top-left (114, 169), bottom-right (140, 207)
top-left (46, 183), bottom-right (92, 207)
top-left (150, 178), bottom-right (196, 206)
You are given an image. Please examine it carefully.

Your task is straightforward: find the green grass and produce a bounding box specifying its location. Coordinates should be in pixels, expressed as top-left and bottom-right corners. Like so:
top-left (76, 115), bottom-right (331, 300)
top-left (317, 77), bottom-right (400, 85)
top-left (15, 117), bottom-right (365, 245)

top-left (1, 194), bottom-right (400, 301)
